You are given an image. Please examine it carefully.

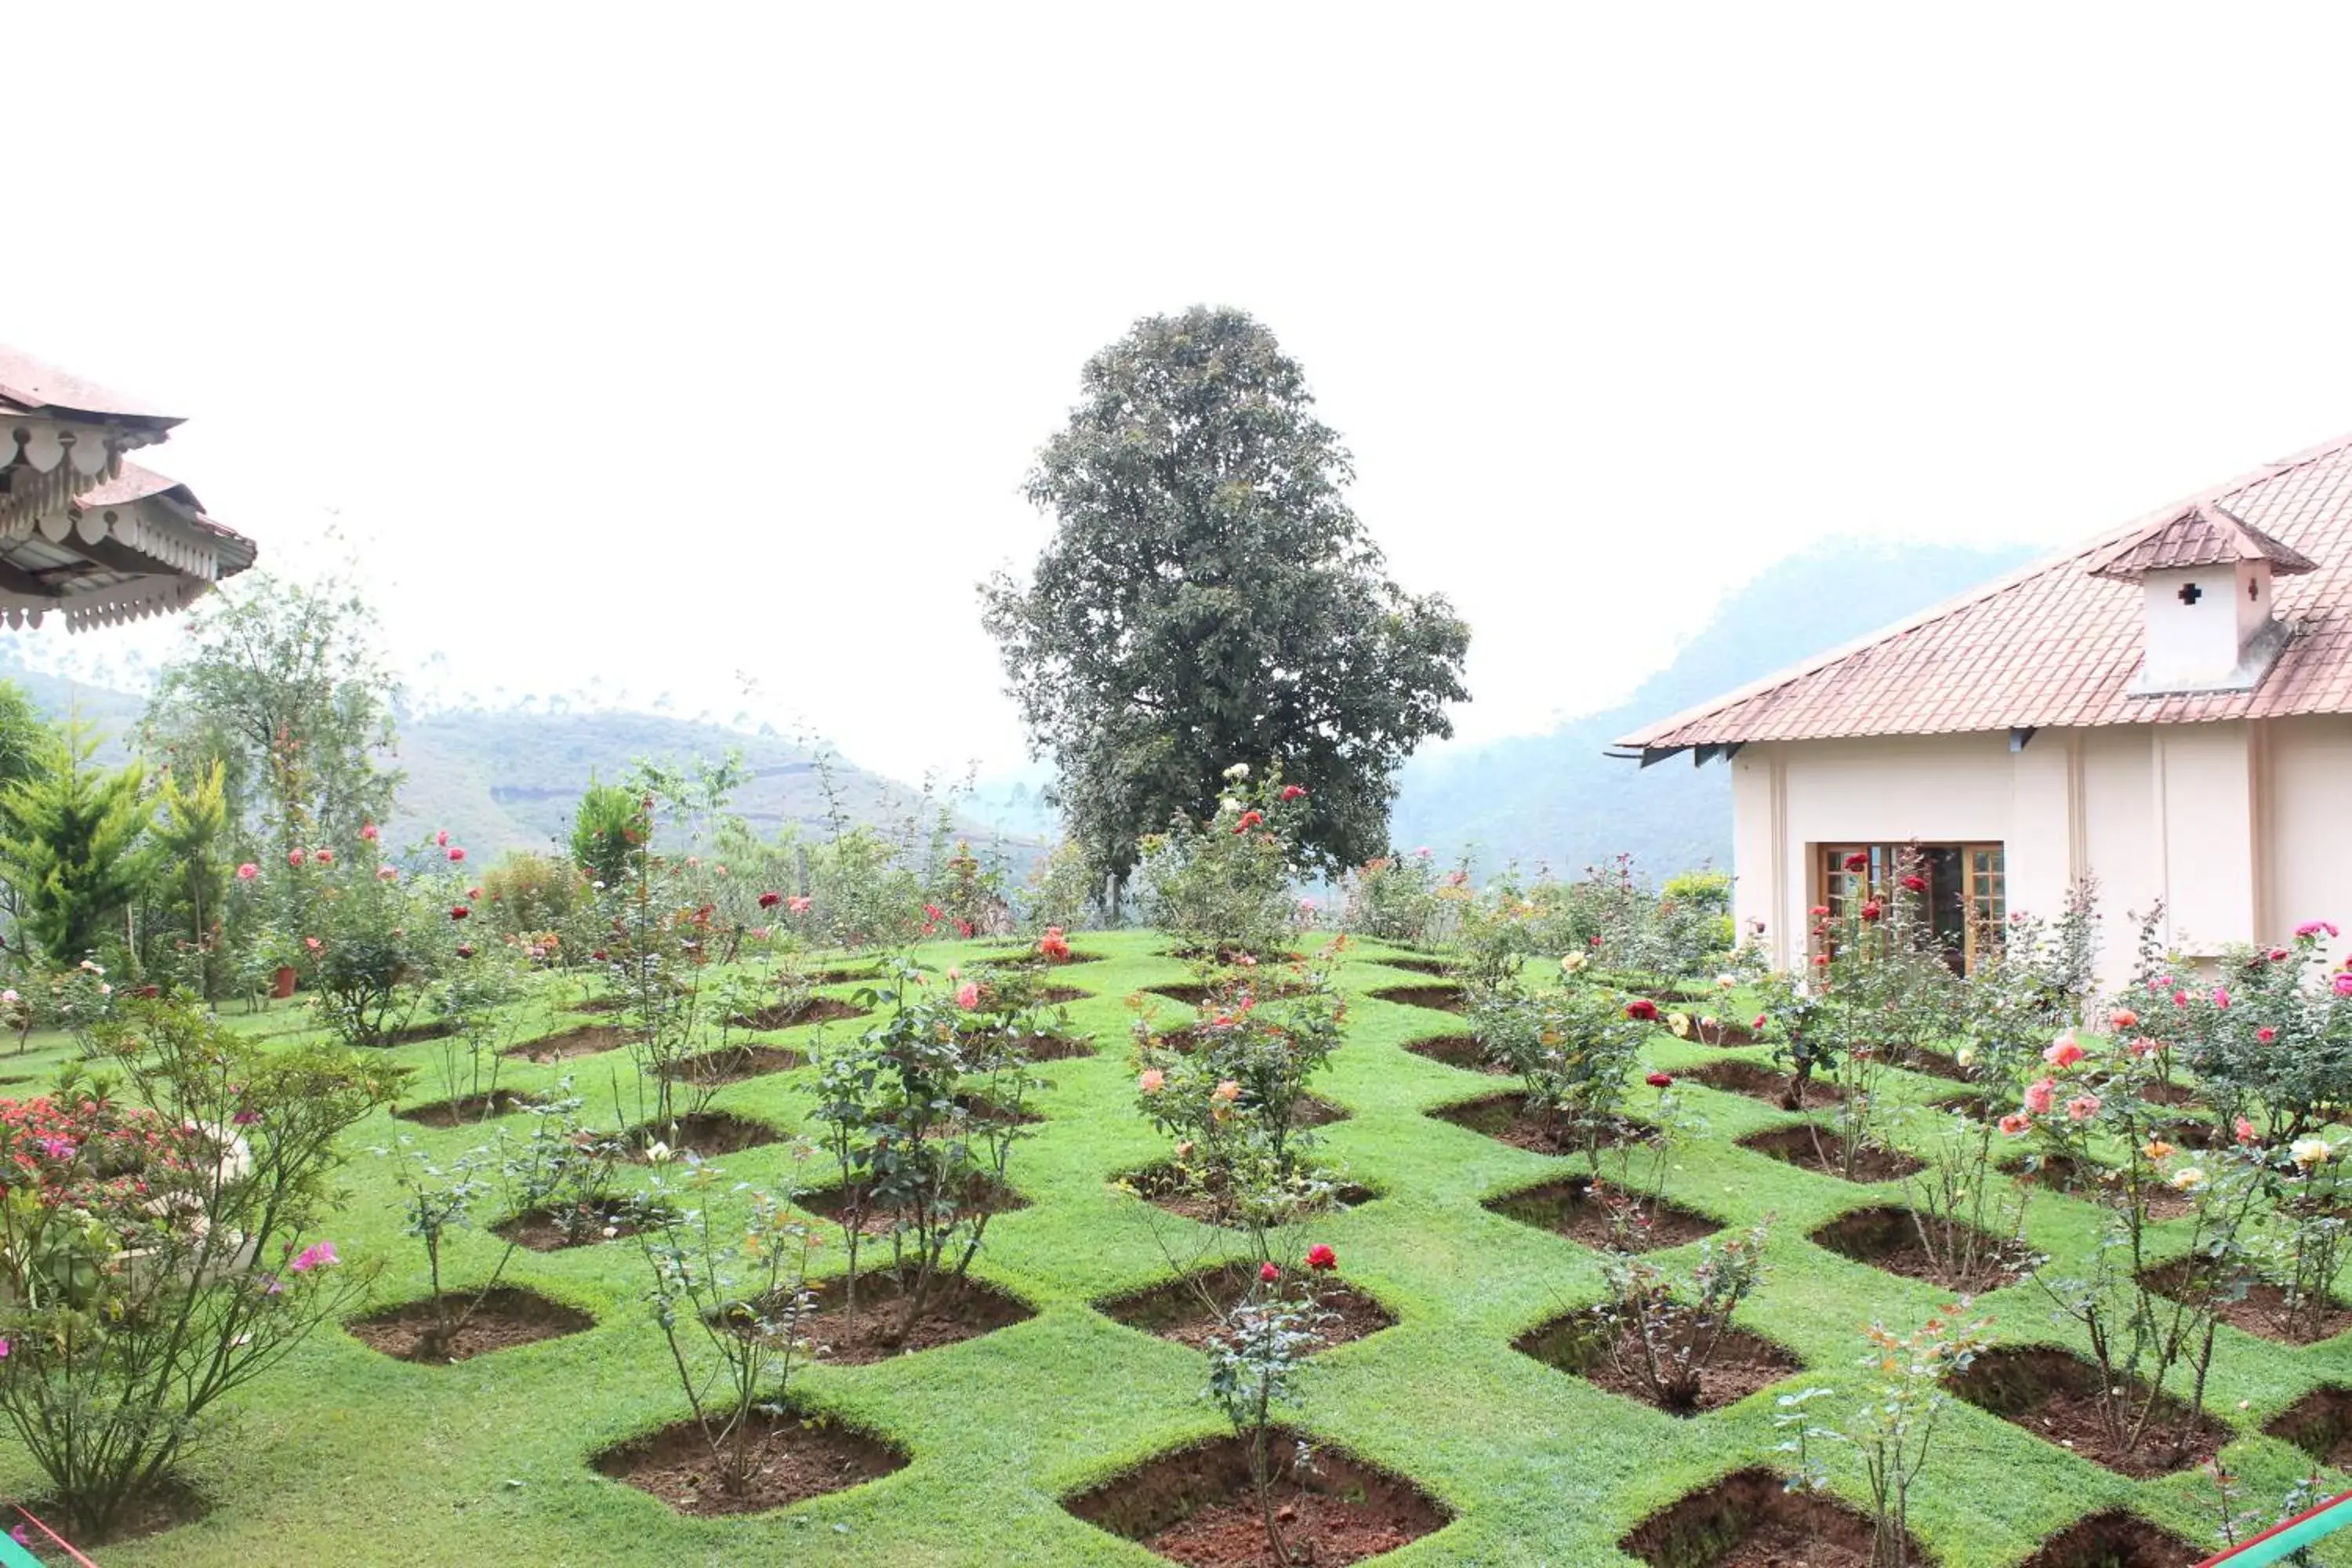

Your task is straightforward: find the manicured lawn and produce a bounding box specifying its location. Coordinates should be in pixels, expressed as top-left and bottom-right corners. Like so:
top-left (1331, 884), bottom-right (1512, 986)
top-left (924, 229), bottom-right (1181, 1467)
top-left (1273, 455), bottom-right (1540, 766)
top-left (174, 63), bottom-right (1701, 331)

top-left (4, 930), bottom-right (2351, 1566)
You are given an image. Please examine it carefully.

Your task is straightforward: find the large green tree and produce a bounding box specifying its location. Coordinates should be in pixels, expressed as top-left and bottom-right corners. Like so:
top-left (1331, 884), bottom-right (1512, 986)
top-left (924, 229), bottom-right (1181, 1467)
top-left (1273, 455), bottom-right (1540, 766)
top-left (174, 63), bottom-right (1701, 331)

top-left (140, 573), bottom-right (404, 863)
top-left (0, 727), bottom-right (156, 966)
top-left (982, 307), bottom-right (1470, 887)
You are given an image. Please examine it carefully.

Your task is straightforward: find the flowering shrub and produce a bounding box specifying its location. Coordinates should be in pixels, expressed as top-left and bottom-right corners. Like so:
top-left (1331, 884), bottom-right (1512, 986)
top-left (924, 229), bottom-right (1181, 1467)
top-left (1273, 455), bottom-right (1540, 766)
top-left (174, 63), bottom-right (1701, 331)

top-left (1468, 974), bottom-right (1653, 1161)
top-left (0, 1000), bottom-right (396, 1536)
top-left (1202, 1257), bottom-right (1339, 1564)
top-left (630, 1152), bottom-right (825, 1497)
top-left (806, 965), bottom-right (1036, 1339)
top-left (303, 830), bottom-right (472, 1049)
top-left (1338, 851), bottom-right (1446, 946)
top-left (1134, 763), bottom-right (1309, 960)
top-left (1131, 950), bottom-right (1349, 1243)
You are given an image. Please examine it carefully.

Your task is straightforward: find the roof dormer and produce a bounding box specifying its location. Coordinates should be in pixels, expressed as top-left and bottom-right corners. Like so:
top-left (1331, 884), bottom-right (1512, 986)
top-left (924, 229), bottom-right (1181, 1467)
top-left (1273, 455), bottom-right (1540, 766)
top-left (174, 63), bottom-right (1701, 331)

top-left (2087, 501), bottom-right (2315, 695)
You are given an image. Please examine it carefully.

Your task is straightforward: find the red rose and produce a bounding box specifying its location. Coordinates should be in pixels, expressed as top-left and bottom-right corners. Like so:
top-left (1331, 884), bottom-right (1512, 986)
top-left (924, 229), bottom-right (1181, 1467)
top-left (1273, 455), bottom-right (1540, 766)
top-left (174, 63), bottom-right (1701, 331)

top-left (1646, 1071), bottom-right (1674, 1088)
top-left (1752, 1014), bottom-right (1767, 1030)
top-left (1625, 998), bottom-right (1660, 1022)
top-left (1305, 1244), bottom-right (1337, 1271)
top-left (456, 944), bottom-right (476, 960)
top-left (447, 846), bottom-right (466, 863)
top-left (1259, 1261), bottom-right (1280, 1283)
top-left (1279, 785), bottom-right (1308, 801)
top-left (1859, 900), bottom-right (1883, 923)
top-left (1842, 851), bottom-right (1869, 873)
top-left (758, 891), bottom-right (782, 909)
top-left (450, 905), bottom-right (471, 921)
top-left (1900, 874), bottom-right (1926, 893)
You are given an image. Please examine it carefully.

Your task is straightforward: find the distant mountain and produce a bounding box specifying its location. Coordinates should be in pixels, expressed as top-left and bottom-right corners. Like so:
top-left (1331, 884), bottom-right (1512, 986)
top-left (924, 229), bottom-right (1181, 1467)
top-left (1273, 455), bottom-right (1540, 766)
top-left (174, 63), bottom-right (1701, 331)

top-left (0, 648), bottom-right (1028, 864)
top-left (1385, 539), bottom-right (2042, 877)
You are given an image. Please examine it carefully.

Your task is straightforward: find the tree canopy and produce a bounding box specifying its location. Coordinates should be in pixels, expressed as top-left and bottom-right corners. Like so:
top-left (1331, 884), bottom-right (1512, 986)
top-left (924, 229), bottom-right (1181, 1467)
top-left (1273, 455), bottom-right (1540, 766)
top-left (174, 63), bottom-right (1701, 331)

top-left (140, 573), bottom-right (403, 862)
top-left (982, 306), bottom-right (1469, 887)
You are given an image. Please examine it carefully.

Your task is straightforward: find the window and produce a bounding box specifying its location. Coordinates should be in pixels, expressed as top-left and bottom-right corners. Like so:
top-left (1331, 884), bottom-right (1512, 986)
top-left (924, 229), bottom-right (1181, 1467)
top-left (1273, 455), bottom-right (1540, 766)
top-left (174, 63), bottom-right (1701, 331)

top-left (1813, 841), bottom-right (2005, 974)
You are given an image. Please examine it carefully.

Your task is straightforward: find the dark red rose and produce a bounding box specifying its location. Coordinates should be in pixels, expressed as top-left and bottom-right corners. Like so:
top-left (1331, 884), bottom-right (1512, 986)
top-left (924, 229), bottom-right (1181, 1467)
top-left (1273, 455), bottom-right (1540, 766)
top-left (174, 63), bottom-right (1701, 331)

top-left (1842, 851), bottom-right (1870, 873)
top-left (1259, 1261), bottom-right (1280, 1283)
top-left (1646, 1071), bottom-right (1675, 1088)
top-left (1625, 998), bottom-right (1660, 1022)
top-left (450, 905), bottom-right (470, 921)
top-left (758, 891), bottom-right (782, 909)
top-left (1900, 874), bottom-right (1926, 893)
top-left (1305, 1244), bottom-right (1337, 1271)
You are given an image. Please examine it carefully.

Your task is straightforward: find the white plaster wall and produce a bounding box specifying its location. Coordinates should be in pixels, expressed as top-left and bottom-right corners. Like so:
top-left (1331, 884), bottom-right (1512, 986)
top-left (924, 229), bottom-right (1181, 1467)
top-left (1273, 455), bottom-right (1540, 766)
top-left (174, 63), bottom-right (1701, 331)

top-left (2142, 569), bottom-right (2238, 688)
top-left (1723, 720), bottom-right (2347, 991)
top-left (2264, 716), bottom-right (2352, 974)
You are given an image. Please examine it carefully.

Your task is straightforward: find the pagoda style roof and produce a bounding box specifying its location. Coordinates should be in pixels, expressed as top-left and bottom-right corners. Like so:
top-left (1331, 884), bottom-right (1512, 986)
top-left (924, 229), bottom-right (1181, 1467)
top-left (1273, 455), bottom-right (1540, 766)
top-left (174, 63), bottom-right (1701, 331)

top-left (0, 344), bottom-right (256, 630)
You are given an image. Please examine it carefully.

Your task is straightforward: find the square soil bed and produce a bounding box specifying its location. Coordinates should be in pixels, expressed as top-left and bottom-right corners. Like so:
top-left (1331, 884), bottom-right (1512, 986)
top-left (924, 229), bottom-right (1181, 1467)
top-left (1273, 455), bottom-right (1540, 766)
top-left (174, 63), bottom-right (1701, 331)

top-left (2015, 1510), bottom-right (2209, 1567)
top-left (2141, 1258), bottom-right (2352, 1345)
top-left (1403, 1033), bottom-right (1504, 1074)
top-left (1739, 1124), bottom-right (1925, 1183)
top-left (595, 1406), bottom-right (906, 1517)
top-left (347, 1285), bottom-right (594, 1363)
top-left (1014, 1032), bottom-right (1098, 1062)
top-left (628, 1111), bottom-right (784, 1160)
top-left (1065, 1428), bottom-right (1446, 1568)
top-left (1690, 1023), bottom-right (1760, 1049)
top-left (798, 1176), bottom-right (1028, 1236)
top-left (1367, 984), bottom-right (1466, 1014)
top-left (796, 1272), bottom-right (1034, 1364)
top-left (978, 949), bottom-right (1105, 968)
top-left (730, 996), bottom-right (869, 1031)
top-left (1896, 1047), bottom-right (1971, 1082)
top-left (1377, 956), bottom-right (1452, 977)
top-left (1513, 1305), bottom-right (1799, 1417)
top-left (1809, 1204), bottom-right (2031, 1290)
top-left (1620, 1466), bottom-right (1922, 1567)
top-left (657, 1044), bottom-right (806, 1085)
top-left (504, 1024), bottom-right (629, 1065)
top-left (1946, 1347), bottom-right (2230, 1478)
top-left (1428, 1092), bottom-right (1653, 1159)
top-left (1486, 1174), bottom-right (1721, 1254)
top-left (494, 1195), bottom-right (666, 1252)
top-left (1097, 1265), bottom-right (1395, 1352)
top-left (1126, 1164), bottom-right (1377, 1229)
top-left (392, 1087), bottom-right (543, 1127)
top-left (1684, 1060), bottom-right (1841, 1112)
top-left (2264, 1384), bottom-right (2352, 1467)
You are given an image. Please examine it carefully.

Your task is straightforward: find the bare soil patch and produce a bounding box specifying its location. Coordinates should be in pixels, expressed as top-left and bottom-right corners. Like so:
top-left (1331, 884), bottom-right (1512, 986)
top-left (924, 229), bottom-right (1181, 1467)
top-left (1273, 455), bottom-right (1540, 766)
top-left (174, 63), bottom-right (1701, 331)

top-left (1738, 1124), bottom-right (1925, 1183)
top-left (1693, 1023), bottom-right (1761, 1049)
top-left (2138, 1079), bottom-right (2201, 1109)
top-left (798, 1177), bottom-right (1028, 1236)
top-left (1017, 1033), bottom-right (1098, 1062)
top-left (1946, 1346), bottom-right (2228, 1478)
top-left (628, 1111), bottom-right (782, 1160)
top-left (347, 1285), bottom-right (594, 1363)
top-left (1377, 956), bottom-right (1452, 978)
top-left (1428, 1091), bottom-right (1653, 1158)
top-left (2140, 1258), bottom-right (2352, 1345)
top-left (376, 1020), bottom-right (459, 1047)
top-left (1621, 1466), bottom-right (1911, 1568)
top-left (979, 949), bottom-right (1105, 969)
top-left (1685, 1060), bottom-right (1841, 1112)
top-left (16, 1477), bottom-right (210, 1551)
top-left (658, 1044), bottom-right (805, 1085)
top-left (2265, 1383), bottom-right (2352, 1467)
top-left (2016, 1510), bottom-right (2208, 1568)
top-left (1098, 1264), bottom-right (1394, 1352)
top-left (504, 1024), bottom-right (628, 1064)
top-left (731, 996), bottom-right (869, 1031)
top-left (1809, 1204), bottom-right (2031, 1290)
top-left (1404, 1033), bottom-right (1503, 1073)
top-left (1897, 1047), bottom-right (1971, 1082)
top-left (1065, 1428), bottom-right (1446, 1568)
top-left (495, 1196), bottom-right (663, 1252)
top-left (1367, 984), bottom-right (1466, 1014)
top-left (797, 1272), bottom-right (1033, 1364)
top-left (392, 1088), bottom-right (542, 1127)
top-left (1486, 1174), bottom-right (1721, 1254)
top-left (1126, 1163), bottom-right (1377, 1227)
top-left (1514, 1306), bottom-right (1799, 1416)
top-left (594, 1406), bottom-right (906, 1517)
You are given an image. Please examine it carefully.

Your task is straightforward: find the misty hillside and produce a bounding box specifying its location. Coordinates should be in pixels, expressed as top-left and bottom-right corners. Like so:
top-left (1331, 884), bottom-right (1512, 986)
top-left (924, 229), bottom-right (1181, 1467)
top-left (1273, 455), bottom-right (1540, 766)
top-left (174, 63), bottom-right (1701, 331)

top-left (1383, 539), bottom-right (2042, 875)
top-left (0, 650), bottom-right (1022, 862)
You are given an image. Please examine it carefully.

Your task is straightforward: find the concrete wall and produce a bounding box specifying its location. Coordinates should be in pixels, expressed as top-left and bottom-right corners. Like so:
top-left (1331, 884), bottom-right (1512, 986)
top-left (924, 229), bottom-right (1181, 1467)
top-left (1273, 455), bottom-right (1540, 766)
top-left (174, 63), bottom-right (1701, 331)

top-left (1726, 717), bottom-right (2352, 989)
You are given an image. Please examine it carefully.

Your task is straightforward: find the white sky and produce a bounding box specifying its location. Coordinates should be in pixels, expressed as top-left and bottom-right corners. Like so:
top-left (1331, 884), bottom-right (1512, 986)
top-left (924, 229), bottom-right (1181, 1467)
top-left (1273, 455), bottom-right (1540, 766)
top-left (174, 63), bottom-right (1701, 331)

top-left (8, 4), bottom-right (2350, 784)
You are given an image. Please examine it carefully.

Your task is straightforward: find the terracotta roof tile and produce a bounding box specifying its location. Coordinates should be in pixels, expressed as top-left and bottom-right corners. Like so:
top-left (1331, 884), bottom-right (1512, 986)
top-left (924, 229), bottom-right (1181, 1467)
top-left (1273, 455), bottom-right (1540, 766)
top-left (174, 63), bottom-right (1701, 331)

top-left (1620, 430), bottom-right (2352, 747)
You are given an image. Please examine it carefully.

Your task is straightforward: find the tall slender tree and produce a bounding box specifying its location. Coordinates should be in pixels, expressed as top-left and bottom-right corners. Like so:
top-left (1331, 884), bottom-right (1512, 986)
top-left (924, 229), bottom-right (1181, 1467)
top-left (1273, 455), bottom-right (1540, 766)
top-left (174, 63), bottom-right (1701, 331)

top-left (982, 307), bottom-right (1469, 891)
top-left (0, 727), bottom-right (156, 966)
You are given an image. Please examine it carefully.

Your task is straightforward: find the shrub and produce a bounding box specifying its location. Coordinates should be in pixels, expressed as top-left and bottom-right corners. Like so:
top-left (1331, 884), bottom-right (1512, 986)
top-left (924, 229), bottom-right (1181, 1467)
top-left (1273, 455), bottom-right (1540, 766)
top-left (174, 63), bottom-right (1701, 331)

top-left (0, 1000), bottom-right (398, 1536)
top-left (571, 779), bottom-right (644, 889)
top-left (1599, 1221), bottom-right (1771, 1414)
top-left (1134, 763), bottom-right (1308, 960)
top-left (480, 851), bottom-right (590, 937)
top-left (1339, 853), bottom-right (1444, 946)
top-left (631, 1154), bottom-right (824, 1497)
top-left (1469, 971), bottom-right (1652, 1162)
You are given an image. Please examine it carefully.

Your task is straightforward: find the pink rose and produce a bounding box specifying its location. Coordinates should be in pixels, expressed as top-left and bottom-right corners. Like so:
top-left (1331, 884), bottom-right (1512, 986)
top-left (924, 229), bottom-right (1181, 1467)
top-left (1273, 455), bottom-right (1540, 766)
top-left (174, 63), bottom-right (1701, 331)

top-left (2043, 1035), bottom-right (2085, 1068)
top-left (2024, 1077), bottom-right (2056, 1116)
top-left (2064, 1094), bottom-right (2100, 1123)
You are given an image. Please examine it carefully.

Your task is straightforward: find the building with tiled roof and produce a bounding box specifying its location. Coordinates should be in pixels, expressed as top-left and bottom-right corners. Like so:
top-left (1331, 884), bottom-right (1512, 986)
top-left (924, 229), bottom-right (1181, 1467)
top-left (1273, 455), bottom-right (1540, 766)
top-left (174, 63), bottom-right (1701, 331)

top-left (0, 344), bottom-right (256, 630)
top-left (1617, 430), bottom-right (2352, 985)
